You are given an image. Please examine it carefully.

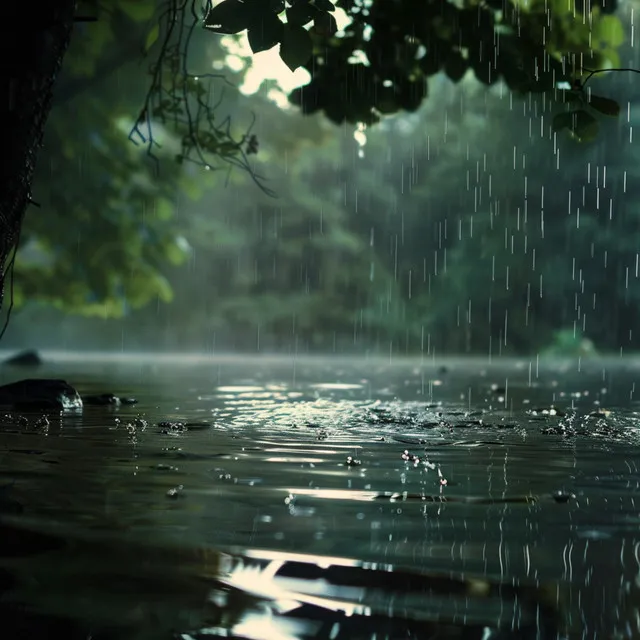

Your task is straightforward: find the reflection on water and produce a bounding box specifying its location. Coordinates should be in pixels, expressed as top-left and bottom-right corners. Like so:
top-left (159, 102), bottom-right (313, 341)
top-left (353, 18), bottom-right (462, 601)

top-left (1, 353), bottom-right (640, 638)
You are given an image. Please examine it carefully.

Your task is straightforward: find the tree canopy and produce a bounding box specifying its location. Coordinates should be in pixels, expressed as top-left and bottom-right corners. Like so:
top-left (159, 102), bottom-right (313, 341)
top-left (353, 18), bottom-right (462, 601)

top-left (200, 0), bottom-right (627, 140)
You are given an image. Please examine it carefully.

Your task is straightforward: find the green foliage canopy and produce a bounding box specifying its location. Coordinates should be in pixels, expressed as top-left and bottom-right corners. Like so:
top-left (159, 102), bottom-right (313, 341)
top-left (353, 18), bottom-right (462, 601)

top-left (15, 0), bottom-right (236, 317)
top-left (203, 0), bottom-right (625, 136)
top-left (9, 0), bottom-right (638, 356)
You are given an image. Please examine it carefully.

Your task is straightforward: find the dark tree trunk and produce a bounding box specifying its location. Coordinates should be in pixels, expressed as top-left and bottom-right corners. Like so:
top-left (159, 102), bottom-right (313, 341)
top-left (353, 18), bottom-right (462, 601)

top-left (0, 1), bottom-right (77, 312)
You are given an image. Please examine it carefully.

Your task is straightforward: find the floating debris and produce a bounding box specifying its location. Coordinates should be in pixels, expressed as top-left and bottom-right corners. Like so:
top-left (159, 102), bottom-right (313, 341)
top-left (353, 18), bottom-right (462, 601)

top-left (83, 393), bottom-right (138, 406)
top-left (166, 484), bottom-right (184, 499)
top-left (152, 464), bottom-right (179, 472)
top-left (158, 421), bottom-right (187, 433)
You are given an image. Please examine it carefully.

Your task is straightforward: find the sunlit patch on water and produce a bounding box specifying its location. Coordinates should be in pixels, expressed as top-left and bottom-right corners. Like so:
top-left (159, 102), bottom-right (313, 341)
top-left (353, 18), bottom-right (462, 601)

top-left (0, 515), bottom-right (576, 640)
top-left (193, 548), bottom-right (571, 640)
top-left (216, 386), bottom-right (266, 393)
top-left (310, 382), bottom-right (365, 390)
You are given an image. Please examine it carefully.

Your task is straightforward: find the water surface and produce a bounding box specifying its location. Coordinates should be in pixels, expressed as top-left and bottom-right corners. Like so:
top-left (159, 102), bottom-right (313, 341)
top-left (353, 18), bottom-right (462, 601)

top-left (1, 352), bottom-right (639, 639)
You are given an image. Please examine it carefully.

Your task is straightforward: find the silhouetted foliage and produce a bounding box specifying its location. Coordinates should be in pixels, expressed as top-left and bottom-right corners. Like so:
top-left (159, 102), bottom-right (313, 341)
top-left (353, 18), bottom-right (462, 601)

top-left (202, 0), bottom-right (626, 134)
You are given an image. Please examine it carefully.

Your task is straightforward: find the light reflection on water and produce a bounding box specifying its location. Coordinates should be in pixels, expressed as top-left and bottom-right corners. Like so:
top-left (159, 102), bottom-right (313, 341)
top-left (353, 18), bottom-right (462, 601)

top-left (1, 353), bottom-right (640, 637)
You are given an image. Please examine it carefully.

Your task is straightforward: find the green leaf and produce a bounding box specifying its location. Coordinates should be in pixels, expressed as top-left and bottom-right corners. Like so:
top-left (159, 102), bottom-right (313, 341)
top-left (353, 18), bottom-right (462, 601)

top-left (563, 89), bottom-right (582, 103)
top-left (556, 109), bottom-right (600, 142)
top-left (587, 93), bottom-right (620, 117)
top-left (444, 51), bottom-right (467, 83)
top-left (552, 111), bottom-right (574, 132)
top-left (398, 79), bottom-right (427, 112)
top-left (156, 199), bottom-right (174, 220)
top-left (472, 59), bottom-right (496, 85)
top-left (286, 1), bottom-right (319, 26)
top-left (595, 15), bottom-right (625, 48)
top-left (571, 110), bottom-right (599, 142)
top-left (248, 13), bottom-right (284, 53)
top-left (204, 0), bottom-right (252, 35)
top-left (144, 24), bottom-right (160, 52)
top-left (600, 47), bottom-right (621, 70)
top-left (164, 238), bottom-right (189, 265)
top-left (312, 12), bottom-right (337, 36)
top-left (280, 24), bottom-right (313, 71)
top-left (312, 0), bottom-right (335, 10)
top-left (374, 92), bottom-right (399, 114)
top-left (244, 0), bottom-right (285, 12)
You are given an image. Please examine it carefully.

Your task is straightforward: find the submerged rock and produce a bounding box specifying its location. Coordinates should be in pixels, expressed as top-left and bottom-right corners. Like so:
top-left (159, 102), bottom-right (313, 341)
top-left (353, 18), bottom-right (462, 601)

top-left (0, 379), bottom-right (82, 411)
top-left (2, 349), bottom-right (42, 367)
top-left (83, 393), bottom-right (120, 406)
top-left (83, 393), bottom-right (137, 406)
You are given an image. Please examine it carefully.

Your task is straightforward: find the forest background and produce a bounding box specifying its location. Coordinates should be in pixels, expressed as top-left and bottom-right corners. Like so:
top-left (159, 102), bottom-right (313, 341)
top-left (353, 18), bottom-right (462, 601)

top-left (4, 0), bottom-right (640, 358)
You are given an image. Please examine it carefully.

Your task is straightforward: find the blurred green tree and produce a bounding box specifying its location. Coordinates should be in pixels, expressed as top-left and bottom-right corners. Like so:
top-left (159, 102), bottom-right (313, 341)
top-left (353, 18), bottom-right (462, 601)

top-left (15, 0), bottom-right (260, 317)
top-left (4, 0), bottom-right (634, 356)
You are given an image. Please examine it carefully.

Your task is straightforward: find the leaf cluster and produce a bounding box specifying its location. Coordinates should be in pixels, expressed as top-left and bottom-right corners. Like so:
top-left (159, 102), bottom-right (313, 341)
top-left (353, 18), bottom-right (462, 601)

top-left (202, 0), bottom-right (627, 130)
top-left (294, 0), bottom-right (625, 126)
top-left (552, 74), bottom-right (625, 142)
top-left (204, 0), bottom-right (337, 71)
top-left (130, 0), bottom-right (272, 193)
top-left (14, 0), bottom-right (208, 317)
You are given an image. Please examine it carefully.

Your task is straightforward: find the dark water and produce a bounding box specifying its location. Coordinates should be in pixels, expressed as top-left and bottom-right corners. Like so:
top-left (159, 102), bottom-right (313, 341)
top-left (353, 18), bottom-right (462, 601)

top-left (1, 352), bottom-right (640, 639)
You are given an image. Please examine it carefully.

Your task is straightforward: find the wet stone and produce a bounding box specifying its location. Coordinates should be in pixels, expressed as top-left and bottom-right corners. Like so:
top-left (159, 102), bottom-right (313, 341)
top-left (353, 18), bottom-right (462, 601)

top-left (0, 379), bottom-right (83, 412)
top-left (184, 420), bottom-right (212, 430)
top-left (83, 393), bottom-right (138, 407)
top-left (2, 350), bottom-right (43, 367)
top-left (83, 393), bottom-right (121, 406)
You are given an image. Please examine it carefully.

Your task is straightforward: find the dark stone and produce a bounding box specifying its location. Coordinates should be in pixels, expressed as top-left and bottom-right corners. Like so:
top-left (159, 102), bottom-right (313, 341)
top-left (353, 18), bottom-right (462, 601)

top-left (184, 420), bottom-right (211, 430)
top-left (3, 349), bottom-right (42, 367)
top-left (83, 393), bottom-right (138, 406)
top-left (552, 490), bottom-right (575, 503)
top-left (0, 379), bottom-right (82, 411)
top-left (83, 393), bottom-right (120, 406)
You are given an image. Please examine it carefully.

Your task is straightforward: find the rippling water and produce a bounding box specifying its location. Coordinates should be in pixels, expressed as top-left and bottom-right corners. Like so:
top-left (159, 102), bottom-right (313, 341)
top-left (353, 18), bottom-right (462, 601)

top-left (1, 352), bottom-right (640, 639)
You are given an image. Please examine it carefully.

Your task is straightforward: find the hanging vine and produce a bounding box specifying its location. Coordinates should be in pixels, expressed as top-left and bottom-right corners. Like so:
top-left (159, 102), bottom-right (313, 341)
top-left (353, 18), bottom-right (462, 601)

top-left (129, 0), bottom-right (274, 196)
